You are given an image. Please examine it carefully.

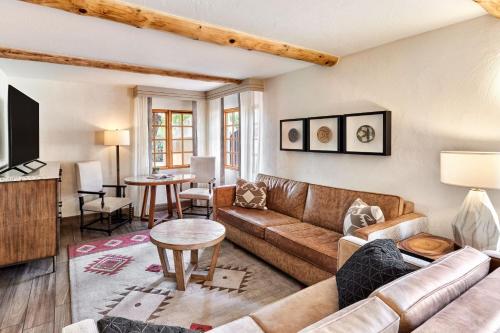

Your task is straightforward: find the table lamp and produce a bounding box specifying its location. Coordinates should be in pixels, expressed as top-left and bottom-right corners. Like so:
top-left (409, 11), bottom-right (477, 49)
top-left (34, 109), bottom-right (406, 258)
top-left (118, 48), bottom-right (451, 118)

top-left (104, 129), bottom-right (130, 196)
top-left (440, 151), bottom-right (500, 251)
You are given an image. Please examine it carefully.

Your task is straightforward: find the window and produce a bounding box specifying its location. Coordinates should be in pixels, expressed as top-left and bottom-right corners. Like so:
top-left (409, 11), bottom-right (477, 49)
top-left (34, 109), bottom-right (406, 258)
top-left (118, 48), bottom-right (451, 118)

top-left (152, 110), bottom-right (193, 169)
top-left (224, 108), bottom-right (240, 170)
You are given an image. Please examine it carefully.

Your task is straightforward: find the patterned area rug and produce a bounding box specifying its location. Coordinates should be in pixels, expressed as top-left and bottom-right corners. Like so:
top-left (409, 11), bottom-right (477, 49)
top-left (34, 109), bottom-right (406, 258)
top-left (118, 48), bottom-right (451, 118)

top-left (69, 230), bottom-right (302, 330)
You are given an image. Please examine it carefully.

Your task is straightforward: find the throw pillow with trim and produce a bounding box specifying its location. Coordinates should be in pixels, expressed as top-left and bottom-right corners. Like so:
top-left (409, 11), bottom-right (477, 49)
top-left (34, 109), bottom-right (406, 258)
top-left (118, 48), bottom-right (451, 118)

top-left (234, 178), bottom-right (267, 210)
top-left (343, 198), bottom-right (385, 236)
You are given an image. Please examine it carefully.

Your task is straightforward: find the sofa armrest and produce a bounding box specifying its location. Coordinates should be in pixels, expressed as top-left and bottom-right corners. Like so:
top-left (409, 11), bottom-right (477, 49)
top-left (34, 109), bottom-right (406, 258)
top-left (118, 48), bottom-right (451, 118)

top-left (355, 213), bottom-right (428, 242)
top-left (213, 185), bottom-right (236, 219)
top-left (484, 250), bottom-right (500, 272)
top-left (62, 319), bottom-right (98, 333)
top-left (338, 236), bottom-right (430, 271)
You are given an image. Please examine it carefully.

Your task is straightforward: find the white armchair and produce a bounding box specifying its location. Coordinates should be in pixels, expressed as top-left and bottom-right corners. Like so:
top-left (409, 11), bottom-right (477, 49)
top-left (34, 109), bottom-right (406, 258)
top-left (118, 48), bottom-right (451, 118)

top-left (179, 156), bottom-right (216, 218)
top-left (76, 161), bottom-right (133, 235)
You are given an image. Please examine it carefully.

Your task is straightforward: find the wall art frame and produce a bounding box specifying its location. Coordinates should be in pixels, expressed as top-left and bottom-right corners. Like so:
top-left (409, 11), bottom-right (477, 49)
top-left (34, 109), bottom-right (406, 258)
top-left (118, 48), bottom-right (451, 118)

top-left (280, 118), bottom-right (307, 151)
top-left (306, 115), bottom-right (343, 153)
top-left (343, 111), bottom-right (391, 156)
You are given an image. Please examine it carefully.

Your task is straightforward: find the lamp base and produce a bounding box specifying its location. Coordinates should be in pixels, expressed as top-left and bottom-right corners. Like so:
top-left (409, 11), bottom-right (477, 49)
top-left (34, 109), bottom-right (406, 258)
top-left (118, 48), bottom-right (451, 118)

top-left (452, 189), bottom-right (500, 251)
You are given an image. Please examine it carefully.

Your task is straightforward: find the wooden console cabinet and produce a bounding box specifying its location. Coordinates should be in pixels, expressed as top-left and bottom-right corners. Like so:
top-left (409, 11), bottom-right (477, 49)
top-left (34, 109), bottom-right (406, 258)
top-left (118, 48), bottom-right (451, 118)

top-left (0, 162), bottom-right (61, 267)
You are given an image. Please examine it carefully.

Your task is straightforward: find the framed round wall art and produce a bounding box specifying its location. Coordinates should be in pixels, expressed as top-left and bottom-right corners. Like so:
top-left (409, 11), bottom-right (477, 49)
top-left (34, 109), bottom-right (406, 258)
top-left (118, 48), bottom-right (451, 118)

top-left (280, 118), bottom-right (306, 151)
top-left (343, 111), bottom-right (391, 155)
top-left (306, 115), bottom-right (343, 153)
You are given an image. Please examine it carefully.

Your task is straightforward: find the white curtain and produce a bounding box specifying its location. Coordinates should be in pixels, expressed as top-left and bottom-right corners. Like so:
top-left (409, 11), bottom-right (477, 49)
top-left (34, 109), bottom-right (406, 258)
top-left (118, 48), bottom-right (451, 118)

top-left (208, 98), bottom-right (222, 183)
top-left (240, 91), bottom-right (263, 181)
top-left (131, 95), bottom-right (151, 215)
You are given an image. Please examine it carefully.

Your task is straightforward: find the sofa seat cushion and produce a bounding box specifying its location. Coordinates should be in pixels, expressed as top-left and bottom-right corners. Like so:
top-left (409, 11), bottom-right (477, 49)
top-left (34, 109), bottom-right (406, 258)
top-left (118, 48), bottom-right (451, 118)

top-left (413, 267), bottom-right (500, 333)
top-left (251, 277), bottom-right (339, 333)
top-left (217, 206), bottom-right (300, 239)
top-left (265, 223), bottom-right (341, 273)
top-left (299, 297), bottom-right (399, 333)
top-left (370, 246), bottom-right (491, 333)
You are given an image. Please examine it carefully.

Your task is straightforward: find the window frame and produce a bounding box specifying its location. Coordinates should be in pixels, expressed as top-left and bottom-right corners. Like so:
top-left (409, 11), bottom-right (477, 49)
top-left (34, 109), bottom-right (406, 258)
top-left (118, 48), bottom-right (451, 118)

top-left (223, 107), bottom-right (240, 170)
top-left (152, 109), bottom-right (194, 169)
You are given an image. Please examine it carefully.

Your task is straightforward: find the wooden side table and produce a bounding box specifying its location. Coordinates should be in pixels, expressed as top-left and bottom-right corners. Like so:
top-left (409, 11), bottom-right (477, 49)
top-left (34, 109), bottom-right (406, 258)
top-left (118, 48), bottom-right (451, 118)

top-left (150, 219), bottom-right (226, 291)
top-left (124, 174), bottom-right (195, 228)
top-left (397, 233), bottom-right (459, 262)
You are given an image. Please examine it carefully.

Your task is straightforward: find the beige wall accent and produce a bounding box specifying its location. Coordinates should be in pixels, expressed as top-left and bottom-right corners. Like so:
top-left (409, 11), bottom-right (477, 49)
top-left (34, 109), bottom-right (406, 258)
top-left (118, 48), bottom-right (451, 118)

top-left (134, 85), bottom-right (206, 100)
top-left (207, 79), bottom-right (264, 100)
top-left (262, 15), bottom-right (500, 238)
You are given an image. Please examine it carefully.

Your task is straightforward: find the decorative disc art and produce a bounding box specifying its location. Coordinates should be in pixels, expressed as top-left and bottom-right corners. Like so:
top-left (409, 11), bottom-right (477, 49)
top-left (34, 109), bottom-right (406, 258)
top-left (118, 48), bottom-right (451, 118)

top-left (316, 126), bottom-right (332, 143)
top-left (288, 128), bottom-right (300, 142)
top-left (356, 125), bottom-right (375, 143)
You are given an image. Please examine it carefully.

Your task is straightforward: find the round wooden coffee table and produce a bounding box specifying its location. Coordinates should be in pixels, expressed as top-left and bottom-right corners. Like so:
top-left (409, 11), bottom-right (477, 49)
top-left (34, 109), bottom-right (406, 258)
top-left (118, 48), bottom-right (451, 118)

top-left (150, 219), bottom-right (226, 291)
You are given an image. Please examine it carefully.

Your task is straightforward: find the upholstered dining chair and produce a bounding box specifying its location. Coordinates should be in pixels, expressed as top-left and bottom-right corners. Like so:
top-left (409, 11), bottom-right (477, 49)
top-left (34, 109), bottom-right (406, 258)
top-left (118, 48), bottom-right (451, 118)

top-left (178, 156), bottom-right (216, 218)
top-left (76, 161), bottom-right (133, 235)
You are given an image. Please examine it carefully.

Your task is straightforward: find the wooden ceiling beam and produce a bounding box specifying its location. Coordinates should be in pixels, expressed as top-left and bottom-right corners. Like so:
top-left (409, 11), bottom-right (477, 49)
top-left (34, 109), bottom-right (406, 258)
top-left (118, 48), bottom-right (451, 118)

top-left (21, 0), bottom-right (339, 67)
top-left (475, 0), bottom-right (500, 18)
top-left (0, 47), bottom-right (242, 84)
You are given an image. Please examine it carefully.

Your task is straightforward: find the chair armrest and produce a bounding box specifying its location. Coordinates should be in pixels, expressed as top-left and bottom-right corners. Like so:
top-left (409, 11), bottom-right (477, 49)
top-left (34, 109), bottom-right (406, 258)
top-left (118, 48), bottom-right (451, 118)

top-left (78, 190), bottom-right (105, 196)
top-left (78, 190), bottom-right (105, 208)
top-left (354, 213), bottom-right (428, 242)
top-left (62, 319), bottom-right (98, 333)
top-left (213, 185), bottom-right (236, 219)
top-left (103, 184), bottom-right (127, 189)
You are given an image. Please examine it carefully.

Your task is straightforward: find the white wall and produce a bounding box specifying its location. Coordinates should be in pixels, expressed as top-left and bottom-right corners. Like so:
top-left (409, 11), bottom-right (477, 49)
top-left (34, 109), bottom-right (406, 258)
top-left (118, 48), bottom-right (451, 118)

top-left (262, 15), bottom-right (500, 238)
top-left (7, 77), bottom-right (134, 217)
top-left (0, 69), bottom-right (7, 170)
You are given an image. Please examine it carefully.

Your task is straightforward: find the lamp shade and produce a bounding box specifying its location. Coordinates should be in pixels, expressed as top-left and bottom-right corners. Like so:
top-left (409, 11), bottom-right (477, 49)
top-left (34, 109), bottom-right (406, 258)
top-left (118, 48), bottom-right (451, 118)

top-left (104, 129), bottom-right (130, 146)
top-left (440, 151), bottom-right (500, 190)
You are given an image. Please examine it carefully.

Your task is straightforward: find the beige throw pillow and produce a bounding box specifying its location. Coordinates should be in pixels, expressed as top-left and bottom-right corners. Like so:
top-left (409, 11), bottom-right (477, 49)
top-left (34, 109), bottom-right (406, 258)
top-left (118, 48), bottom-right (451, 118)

top-left (343, 198), bottom-right (385, 235)
top-left (234, 179), bottom-right (267, 210)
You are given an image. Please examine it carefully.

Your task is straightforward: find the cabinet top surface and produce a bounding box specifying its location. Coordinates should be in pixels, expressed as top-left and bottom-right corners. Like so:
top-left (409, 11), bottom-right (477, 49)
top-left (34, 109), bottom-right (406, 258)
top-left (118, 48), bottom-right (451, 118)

top-left (0, 162), bottom-right (61, 183)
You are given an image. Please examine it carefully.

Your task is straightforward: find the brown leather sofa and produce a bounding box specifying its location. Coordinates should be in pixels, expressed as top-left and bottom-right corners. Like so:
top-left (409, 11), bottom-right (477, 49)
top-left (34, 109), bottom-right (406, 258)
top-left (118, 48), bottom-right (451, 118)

top-left (213, 174), bottom-right (428, 285)
top-left (209, 236), bottom-right (500, 333)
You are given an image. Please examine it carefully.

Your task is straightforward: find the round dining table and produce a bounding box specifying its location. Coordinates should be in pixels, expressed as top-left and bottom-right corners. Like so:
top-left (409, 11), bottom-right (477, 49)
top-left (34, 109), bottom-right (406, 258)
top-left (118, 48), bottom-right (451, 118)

top-left (124, 174), bottom-right (196, 228)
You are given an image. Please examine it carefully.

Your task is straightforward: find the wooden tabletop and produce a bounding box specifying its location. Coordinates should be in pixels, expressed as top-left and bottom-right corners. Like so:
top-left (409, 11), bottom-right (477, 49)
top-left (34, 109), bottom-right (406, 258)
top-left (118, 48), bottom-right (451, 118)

top-left (398, 232), bottom-right (457, 261)
top-left (150, 219), bottom-right (226, 250)
top-left (124, 174), bottom-right (196, 186)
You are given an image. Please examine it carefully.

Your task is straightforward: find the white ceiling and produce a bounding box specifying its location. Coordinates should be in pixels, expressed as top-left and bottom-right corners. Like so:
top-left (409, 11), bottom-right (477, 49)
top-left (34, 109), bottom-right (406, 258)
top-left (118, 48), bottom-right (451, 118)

top-left (0, 0), bottom-right (486, 91)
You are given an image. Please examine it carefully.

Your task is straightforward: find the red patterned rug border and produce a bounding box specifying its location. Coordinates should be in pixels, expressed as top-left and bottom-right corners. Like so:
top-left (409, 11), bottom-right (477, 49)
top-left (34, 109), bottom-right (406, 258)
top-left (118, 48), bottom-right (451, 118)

top-left (68, 230), bottom-right (151, 259)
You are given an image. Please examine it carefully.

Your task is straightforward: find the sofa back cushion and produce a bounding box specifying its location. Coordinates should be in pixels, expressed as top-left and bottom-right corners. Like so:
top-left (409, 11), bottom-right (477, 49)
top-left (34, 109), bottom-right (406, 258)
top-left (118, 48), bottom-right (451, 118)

top-left (299, 297), bottom-right (399, 333)
top-left (256, 174), bottom-right (309, 220)
top-left (370, 246), bottom-right (491, 333)
top-left (302, 184), bottom-right (404, 233)
top-left (413, 267), bottom-right (500, 333)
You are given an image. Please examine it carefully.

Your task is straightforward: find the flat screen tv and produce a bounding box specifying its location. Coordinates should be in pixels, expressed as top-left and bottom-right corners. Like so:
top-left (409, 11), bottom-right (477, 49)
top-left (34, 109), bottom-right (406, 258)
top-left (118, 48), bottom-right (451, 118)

top-left (8, 85), bottom-right (39, 167)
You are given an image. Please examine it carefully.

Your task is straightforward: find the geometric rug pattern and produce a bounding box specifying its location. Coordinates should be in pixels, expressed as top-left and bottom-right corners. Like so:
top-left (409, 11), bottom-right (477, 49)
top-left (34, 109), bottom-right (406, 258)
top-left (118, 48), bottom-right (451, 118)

top-left (69, 231), bottom-right (302, 330)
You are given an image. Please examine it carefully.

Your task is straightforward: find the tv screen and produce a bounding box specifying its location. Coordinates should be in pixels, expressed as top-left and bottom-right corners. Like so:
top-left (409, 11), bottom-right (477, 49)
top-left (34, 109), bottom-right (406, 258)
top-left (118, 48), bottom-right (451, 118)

top-left (8, 85), bottom-right (39, 167)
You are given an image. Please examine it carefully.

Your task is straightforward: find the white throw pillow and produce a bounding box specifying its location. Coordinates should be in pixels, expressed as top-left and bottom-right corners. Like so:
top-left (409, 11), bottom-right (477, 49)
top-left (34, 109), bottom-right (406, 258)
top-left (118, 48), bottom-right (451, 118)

top-left (343, 198), bottom-right (385, 236)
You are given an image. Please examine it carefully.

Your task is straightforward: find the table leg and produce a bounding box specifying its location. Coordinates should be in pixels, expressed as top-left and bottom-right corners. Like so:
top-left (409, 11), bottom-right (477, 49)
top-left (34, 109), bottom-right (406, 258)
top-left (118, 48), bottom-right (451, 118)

top-left (173, 184), bottom-right (183, 219)
top-left (157, 247), bottom-right (170, 278)
top-left (190, 249), bottom-right (198, 265)
top-left (140, 186), bottom-right (149, 221)
top-left (166, 184), bottom-right (173, 218)
top-left (207, 242), bottom-right (222, 281)
top-left (148, 185), bottom-right (157, 229)
top-left (173, 250), bottom-right (186, 291)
